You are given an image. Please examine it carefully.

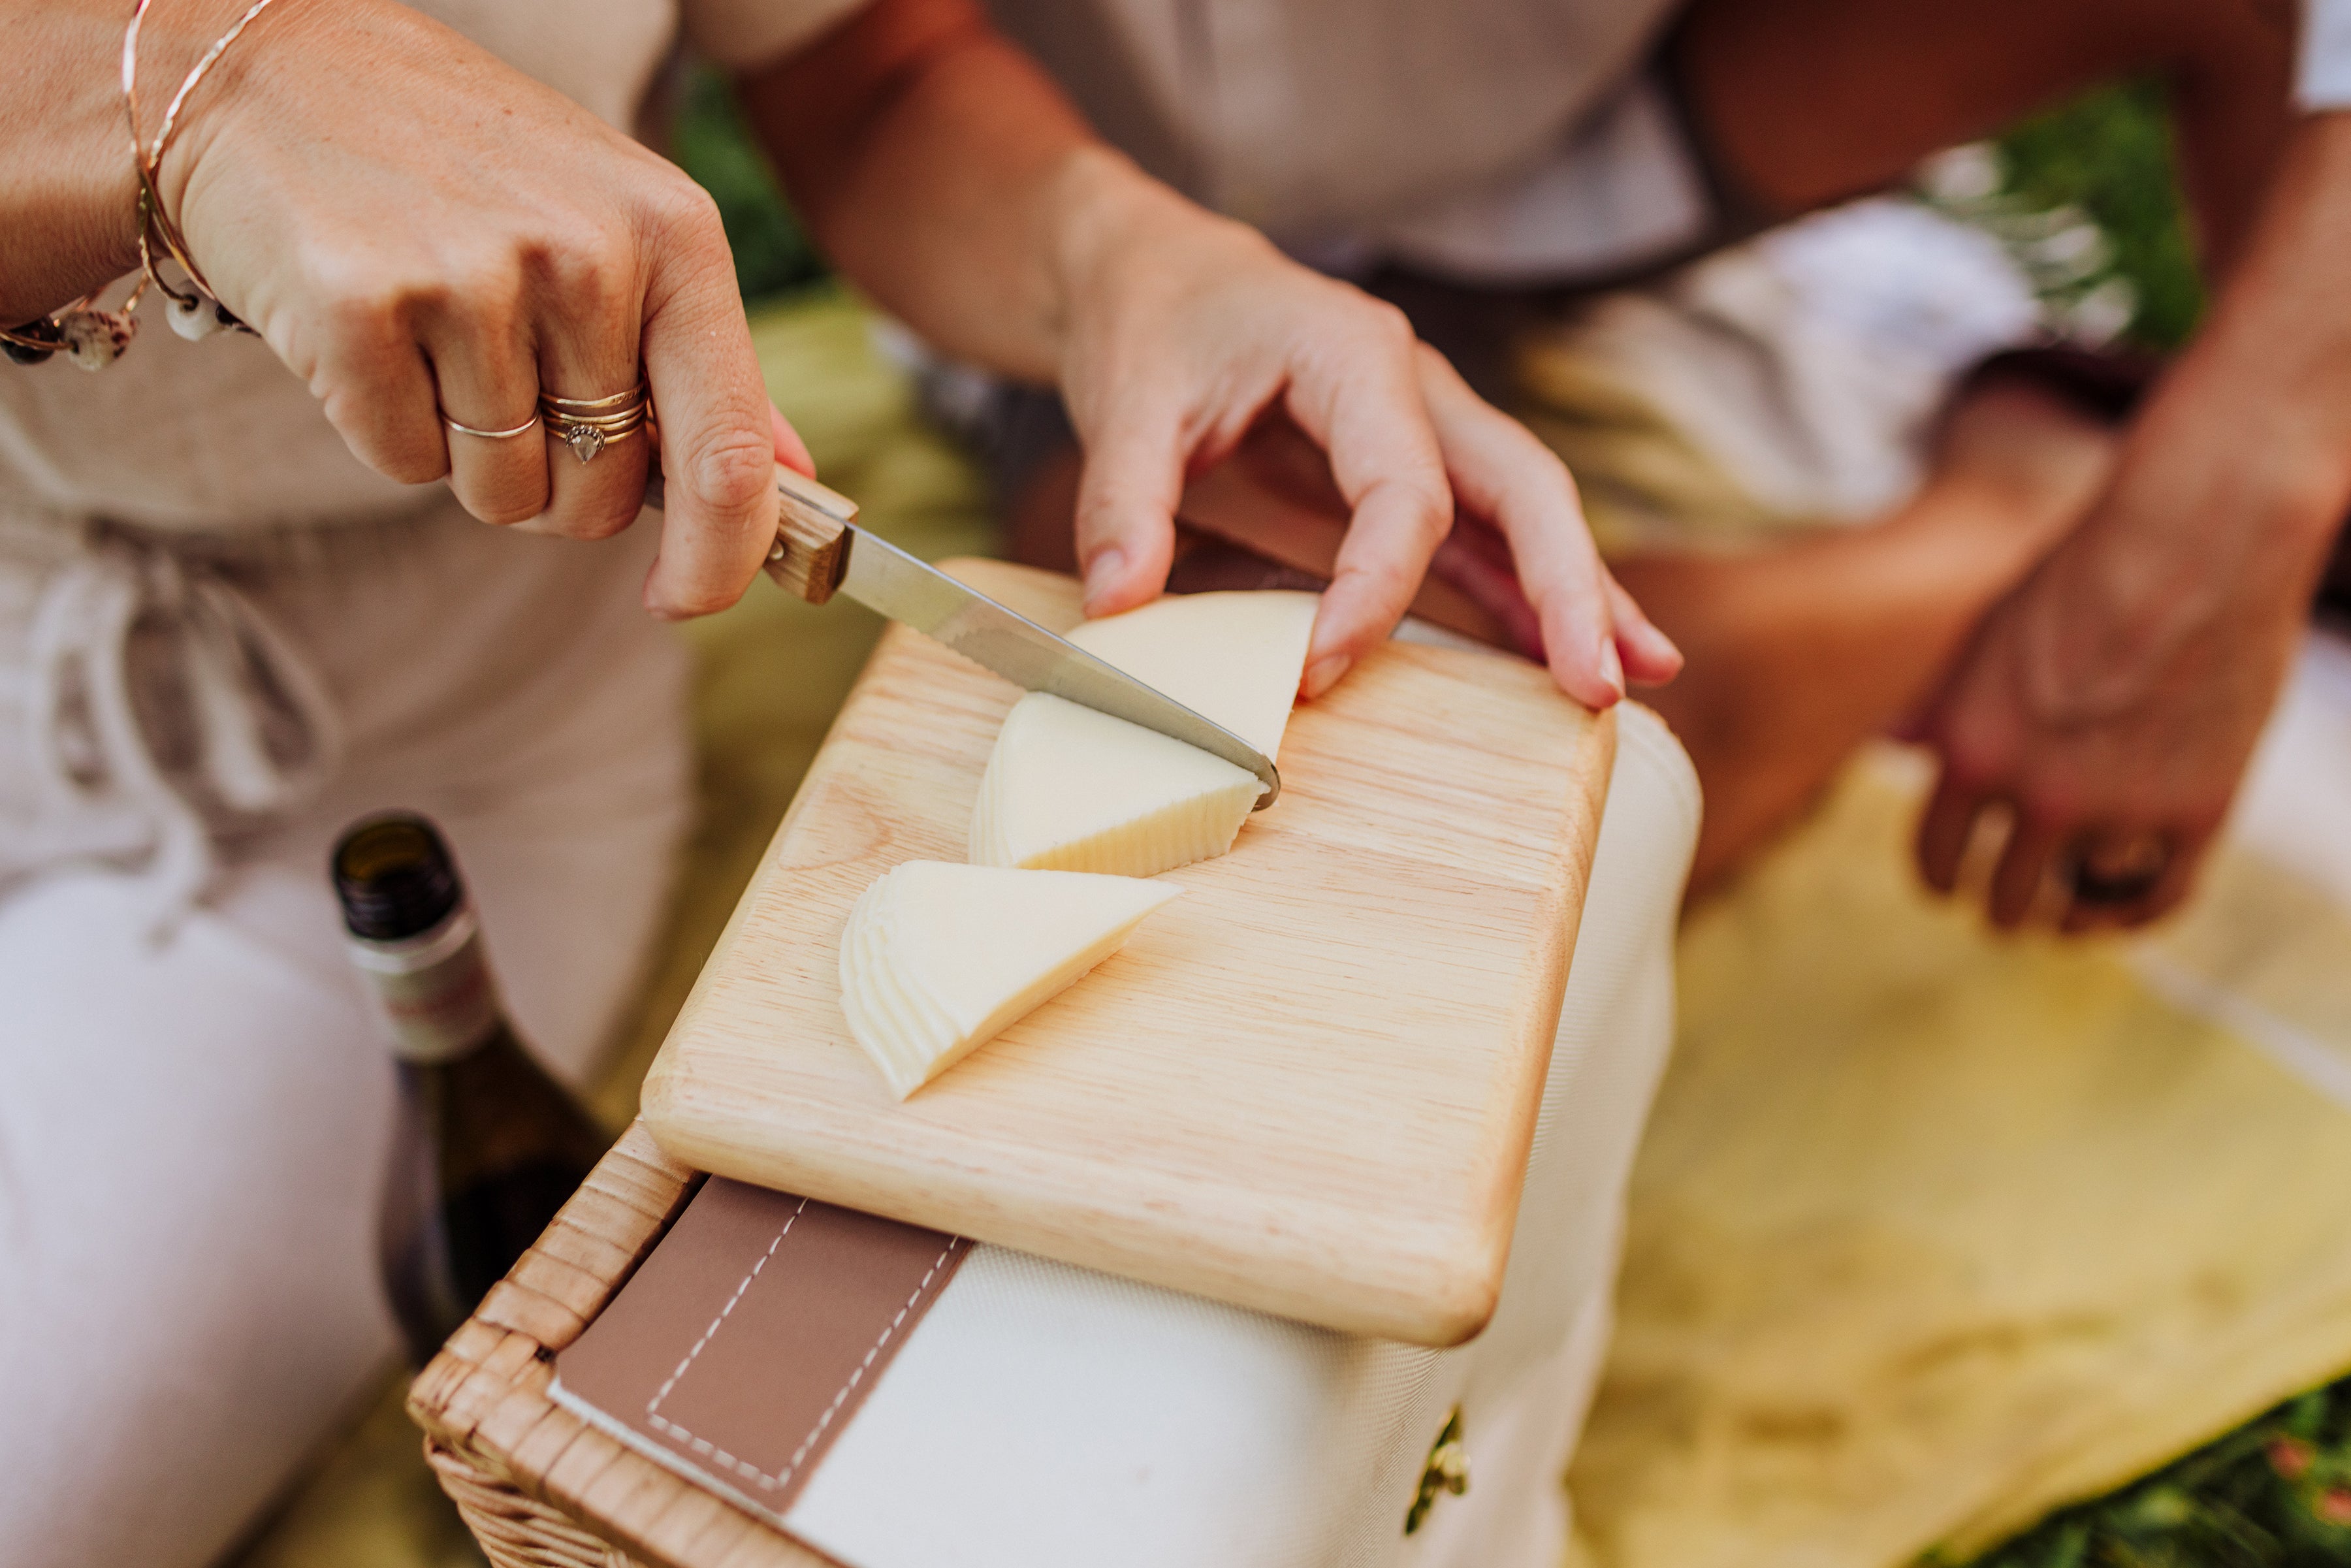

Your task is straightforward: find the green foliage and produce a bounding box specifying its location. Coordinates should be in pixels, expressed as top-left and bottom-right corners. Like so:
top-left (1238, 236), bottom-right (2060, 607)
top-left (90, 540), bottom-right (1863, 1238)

top-left (1996, 82), bottom-right (2205, 351)
top-left (669, 67), bottom-right (827, 302)
top-left (1953, 1374), bottom-right (2351, 1567)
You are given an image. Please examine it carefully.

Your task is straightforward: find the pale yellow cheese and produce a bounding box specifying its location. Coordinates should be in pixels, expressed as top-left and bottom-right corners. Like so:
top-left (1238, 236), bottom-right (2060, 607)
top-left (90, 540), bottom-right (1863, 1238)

top-left (1061, 590), bottom-right (1320, 758)
top-left (839, 861), bottom-right (1181, 1098)
top-left (968, 591), bottom-right (1319, 878)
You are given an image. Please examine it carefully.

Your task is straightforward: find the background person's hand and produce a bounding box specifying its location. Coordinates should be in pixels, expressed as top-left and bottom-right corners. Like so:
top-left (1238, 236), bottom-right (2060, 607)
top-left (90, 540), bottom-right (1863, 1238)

top-left (162, 0), bottom-right (792, 616)
top-left (1914, 364), bottom-right (2344, 931)
top-left (1053, 165), bottom-right (1680, 708)
top-left (1915, 114), bottom-right (2351, 932)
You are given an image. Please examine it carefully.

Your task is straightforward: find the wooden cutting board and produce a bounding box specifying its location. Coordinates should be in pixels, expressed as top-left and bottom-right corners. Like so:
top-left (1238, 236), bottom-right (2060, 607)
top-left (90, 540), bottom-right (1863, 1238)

top-left (642, 560), bottom-right (1613, 1345)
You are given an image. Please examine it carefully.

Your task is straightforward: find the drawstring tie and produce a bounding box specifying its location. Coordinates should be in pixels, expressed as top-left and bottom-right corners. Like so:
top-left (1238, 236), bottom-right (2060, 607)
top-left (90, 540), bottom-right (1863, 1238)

top-left (22, 530), bottom-right (340, 934)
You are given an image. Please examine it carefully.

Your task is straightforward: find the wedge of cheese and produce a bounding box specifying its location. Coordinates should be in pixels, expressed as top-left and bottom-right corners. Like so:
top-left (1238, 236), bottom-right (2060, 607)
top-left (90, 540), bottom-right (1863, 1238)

top-left (839, 861), bottom-right (1181, 1098)
top-left (969, 590), bottom-right (1319, 877)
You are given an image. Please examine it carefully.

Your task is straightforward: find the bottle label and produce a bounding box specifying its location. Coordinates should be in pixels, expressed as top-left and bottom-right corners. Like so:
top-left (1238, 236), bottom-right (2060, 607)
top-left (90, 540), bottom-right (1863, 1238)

top-left (344, 904), bottom-right (502, 1064)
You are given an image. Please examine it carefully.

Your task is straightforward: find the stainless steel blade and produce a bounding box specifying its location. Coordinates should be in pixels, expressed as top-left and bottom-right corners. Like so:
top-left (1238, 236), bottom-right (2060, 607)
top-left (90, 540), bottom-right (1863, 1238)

top-left (837, 528), bottom-right (1279, 807)
top-left (639, 466), bottom-right (1277, 806)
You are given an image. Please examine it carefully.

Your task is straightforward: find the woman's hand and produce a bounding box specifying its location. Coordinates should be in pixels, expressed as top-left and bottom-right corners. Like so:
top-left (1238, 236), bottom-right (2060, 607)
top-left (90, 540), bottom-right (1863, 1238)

top-left (1050, 159), bottom-right (1680, 706)
top-left (160, 0), bottom-right (797, 616)
top-left (749, 0), bottom-right (1674, 709)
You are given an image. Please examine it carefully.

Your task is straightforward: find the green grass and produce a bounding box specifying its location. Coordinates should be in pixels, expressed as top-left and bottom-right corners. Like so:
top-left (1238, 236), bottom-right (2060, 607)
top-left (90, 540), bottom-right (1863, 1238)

top-left (1956, 1376), bottom-right (2351, 1568)
top-left (671, 67), bottom-right (827, 303)
top-left (1996, 81), bottom-right (2204, 351)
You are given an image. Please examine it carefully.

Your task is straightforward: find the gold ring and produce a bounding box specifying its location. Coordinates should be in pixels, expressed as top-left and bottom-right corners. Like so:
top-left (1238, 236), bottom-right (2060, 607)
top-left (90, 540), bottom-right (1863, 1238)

top-left (442, 410), bottom-right (541, 440)
top-left (2068, 833), bottom-right (2170, 906)
top-left (541, 380), bottom-right (648, 412)
top-left (541, 406), bottom-right (648, 465)
top-left (545, 421), bottom-right (644, 464)
top-left (539, 380), bottom-right (653, 464)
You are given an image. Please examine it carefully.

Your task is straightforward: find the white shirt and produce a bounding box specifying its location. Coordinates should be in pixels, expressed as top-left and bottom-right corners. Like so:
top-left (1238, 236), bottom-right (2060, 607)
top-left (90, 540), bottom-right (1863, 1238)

top-left (984, 0), bottom-right (1701, 283)
top-left (989, 0), bottom-right (2351, 286)
top-left (2306, 0), bottom-right (2351, 106)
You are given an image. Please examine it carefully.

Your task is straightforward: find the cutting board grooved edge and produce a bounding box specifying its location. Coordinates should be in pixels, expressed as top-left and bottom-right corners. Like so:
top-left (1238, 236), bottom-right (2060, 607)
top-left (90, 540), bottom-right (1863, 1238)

top-left (1470, 702), bottom-right (1616, 1272)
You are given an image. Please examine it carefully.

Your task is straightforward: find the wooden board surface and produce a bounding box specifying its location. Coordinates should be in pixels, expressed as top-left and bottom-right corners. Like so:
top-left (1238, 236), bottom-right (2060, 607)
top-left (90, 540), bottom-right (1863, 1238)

top-left (641, 560), bottom-right (1613, 1345)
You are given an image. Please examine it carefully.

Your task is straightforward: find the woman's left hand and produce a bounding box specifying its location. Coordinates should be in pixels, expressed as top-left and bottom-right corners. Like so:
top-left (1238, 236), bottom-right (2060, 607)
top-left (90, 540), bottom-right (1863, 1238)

top-left (1051, 156), bottom-right (1680, 707)
top-left (750, 0), bottom-right (1673, 707)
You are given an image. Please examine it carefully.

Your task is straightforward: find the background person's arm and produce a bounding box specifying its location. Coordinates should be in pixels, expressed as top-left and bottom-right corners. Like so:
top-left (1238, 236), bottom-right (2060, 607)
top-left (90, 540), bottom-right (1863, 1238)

top-left (1916, 110), bottom-right (2351, 929)
top-left (1672, 0), bottom-right (2329, 927)
top-left (2, 0), bottom-right (790, 618)
top-left (736, 0), bottom-right (1678, 706)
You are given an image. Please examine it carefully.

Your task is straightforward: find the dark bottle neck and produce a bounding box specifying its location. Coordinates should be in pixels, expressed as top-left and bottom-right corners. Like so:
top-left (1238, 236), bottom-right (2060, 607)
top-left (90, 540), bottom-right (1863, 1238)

top-left (344, 903), bottom-right (504, 1064)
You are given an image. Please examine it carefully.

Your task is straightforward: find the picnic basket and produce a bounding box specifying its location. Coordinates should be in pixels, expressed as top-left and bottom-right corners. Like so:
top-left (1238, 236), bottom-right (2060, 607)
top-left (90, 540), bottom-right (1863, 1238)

top-left (406, 1122), bottom-right (827, 1568)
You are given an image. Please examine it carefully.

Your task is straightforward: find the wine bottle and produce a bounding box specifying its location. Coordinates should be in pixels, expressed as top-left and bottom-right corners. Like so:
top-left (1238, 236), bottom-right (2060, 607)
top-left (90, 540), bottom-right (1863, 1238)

top-left (332, 812), bottom-right (611, 1367)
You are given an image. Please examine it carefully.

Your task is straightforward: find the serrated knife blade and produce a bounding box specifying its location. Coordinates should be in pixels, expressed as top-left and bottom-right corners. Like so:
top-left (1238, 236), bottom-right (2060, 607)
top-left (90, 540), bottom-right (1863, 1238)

top-left (643, 465), bottom-right (1279, 808)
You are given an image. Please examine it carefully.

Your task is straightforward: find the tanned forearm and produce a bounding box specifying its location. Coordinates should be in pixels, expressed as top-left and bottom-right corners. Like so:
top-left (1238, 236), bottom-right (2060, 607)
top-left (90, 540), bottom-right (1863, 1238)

top-left (0, 1), bottom-right (260, 321)
top-left (1915, 109), bottom-right (2351, 929)
top-left (2051, 110), bottom-right (2351, 700)
top-left (2157, 110), bottom-right (2351, 547)
top-left (735, 0), bottom-right (1153, 383)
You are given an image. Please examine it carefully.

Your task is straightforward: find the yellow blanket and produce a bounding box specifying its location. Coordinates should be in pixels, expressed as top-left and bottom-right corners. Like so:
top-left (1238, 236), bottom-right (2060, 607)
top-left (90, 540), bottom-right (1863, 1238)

top-left (1568, 752), bottom-right (2351, 1567)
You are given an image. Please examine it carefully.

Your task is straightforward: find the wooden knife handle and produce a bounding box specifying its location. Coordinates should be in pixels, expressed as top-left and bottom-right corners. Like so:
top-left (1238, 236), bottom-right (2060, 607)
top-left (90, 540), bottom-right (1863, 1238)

top-left (763, 465), bottom-right (860, 604)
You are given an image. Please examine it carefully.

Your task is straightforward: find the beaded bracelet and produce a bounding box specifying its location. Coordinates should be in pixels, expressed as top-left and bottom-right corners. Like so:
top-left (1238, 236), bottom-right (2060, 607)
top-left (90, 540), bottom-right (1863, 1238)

top-left (4, 0), bottom-right (291, 369)
top-left (0, 295), bottom-right (136, 370)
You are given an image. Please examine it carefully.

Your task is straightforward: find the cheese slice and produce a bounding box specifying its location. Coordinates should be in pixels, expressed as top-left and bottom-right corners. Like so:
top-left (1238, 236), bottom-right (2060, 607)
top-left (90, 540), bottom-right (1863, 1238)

top-left (969, 590), bottom-right (1319, 877)
top-left (1061, 590), bottom-right (1320, 758)
top-left (839, 861), bottom-right (1181, 1098)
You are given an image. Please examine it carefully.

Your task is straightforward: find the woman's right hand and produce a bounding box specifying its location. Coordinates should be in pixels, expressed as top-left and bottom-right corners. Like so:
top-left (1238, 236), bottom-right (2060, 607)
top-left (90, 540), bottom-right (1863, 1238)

top-left (157, 0), bottom-right (795, 615)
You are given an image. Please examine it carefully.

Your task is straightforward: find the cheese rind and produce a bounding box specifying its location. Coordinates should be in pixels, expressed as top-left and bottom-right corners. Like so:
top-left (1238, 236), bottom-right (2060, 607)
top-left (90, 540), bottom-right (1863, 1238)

top-left (839, 861), bottom-right (1181, 1098)
top-left (968, 590), bottom-right (1319, 878)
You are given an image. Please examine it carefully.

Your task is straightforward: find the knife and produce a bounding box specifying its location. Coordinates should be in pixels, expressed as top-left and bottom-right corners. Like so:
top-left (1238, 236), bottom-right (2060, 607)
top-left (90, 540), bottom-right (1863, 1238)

top-left (644, 464), bottom-right (1279, 808)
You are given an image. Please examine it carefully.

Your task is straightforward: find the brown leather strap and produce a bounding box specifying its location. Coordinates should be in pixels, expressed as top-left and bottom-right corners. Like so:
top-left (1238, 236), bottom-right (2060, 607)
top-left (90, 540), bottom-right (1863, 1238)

top-left (555, 1178), bottom-right (967, 1520)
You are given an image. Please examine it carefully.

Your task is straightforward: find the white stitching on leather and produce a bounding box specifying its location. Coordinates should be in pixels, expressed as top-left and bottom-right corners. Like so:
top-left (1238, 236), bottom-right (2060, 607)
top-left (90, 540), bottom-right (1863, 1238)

top-left (641, 1202), bottom-right (961, 1494)
top-left (647, 1196), bottom-right (806, 1418)
top-left (778, 1238), bottom-right (962, 1483)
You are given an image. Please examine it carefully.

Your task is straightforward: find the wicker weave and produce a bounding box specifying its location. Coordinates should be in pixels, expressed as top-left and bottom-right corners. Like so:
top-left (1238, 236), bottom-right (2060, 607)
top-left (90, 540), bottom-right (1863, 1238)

top-left (408, 1122), bottom-right (833, 1568)
top-left (425, 1438), bottom-right (641, 1568)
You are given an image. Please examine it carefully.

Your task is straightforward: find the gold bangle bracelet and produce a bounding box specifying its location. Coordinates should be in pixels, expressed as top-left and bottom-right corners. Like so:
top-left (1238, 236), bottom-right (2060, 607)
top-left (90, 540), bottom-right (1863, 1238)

top-left (120, 0), bottom-right (296, 344)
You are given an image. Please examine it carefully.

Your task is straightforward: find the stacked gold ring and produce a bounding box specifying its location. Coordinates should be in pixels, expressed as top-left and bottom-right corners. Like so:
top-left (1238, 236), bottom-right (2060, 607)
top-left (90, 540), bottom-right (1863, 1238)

top-left (540, 379), bottom-right (651, 465)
